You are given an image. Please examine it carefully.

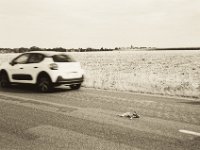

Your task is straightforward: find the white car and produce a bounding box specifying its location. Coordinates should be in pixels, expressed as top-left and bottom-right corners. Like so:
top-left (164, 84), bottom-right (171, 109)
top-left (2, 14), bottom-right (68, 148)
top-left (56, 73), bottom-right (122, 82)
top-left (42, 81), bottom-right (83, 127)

top-left (0, 51), bottom-right (84, 92)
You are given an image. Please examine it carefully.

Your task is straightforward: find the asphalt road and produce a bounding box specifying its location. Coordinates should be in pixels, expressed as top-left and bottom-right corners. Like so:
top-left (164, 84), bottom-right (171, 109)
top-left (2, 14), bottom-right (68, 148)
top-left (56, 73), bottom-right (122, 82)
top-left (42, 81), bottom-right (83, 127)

top-left (0, 85), bottom-right (199, 150)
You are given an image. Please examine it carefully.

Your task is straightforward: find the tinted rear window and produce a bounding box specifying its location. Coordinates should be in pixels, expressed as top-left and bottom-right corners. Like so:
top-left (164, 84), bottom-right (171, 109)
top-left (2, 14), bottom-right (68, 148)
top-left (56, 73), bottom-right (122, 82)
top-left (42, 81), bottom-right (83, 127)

top-left (52, 54), bottom-right (76, 62)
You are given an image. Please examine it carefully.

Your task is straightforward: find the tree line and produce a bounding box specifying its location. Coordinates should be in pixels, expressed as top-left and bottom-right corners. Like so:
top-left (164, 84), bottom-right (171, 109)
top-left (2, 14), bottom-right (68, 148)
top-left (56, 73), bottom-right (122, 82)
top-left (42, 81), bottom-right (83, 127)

top-left (0, 46), bottom-right (115, 53)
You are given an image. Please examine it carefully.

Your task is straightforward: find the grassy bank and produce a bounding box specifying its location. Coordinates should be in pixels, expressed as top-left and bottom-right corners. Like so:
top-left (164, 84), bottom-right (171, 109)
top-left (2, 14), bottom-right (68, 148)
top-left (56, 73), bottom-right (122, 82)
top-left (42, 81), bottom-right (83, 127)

top-left (0, 50), bottom-right (200, 98)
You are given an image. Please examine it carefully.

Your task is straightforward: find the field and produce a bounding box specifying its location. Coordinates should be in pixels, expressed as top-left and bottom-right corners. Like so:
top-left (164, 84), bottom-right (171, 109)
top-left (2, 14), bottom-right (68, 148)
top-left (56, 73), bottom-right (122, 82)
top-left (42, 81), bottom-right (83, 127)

top-left (0, 50), bottom-right (200, 98)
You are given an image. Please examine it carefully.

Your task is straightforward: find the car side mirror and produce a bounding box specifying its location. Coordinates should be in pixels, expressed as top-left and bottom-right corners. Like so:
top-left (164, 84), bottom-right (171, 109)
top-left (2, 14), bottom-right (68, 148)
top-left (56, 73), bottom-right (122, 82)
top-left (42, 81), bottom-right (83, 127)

top-left (10, 61), bottom-right (17, 66)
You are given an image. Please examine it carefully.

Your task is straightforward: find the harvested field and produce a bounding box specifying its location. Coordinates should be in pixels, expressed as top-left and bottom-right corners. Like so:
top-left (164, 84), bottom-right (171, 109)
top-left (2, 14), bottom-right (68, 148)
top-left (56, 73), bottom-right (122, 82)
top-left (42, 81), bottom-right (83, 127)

top-left (1, 50), bottom-right (200, 98)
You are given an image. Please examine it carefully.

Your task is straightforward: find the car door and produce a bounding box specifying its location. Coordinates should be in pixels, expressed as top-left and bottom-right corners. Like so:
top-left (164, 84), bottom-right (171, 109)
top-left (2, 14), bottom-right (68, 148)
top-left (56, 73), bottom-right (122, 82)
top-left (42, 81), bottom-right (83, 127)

top-left (8, 53), bottom-right (32, 83)
top-left (26, 53), bottom-right (45, 83)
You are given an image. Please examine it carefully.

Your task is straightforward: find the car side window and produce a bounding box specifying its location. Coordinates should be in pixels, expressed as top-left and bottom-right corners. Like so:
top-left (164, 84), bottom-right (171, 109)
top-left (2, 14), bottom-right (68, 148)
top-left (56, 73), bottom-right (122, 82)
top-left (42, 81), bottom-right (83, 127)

top-left (14, 54), bottom-right (30, 64)
top-left (52, 54), bottom-right (76, 62)
top-left (28, 54), bottom-right (44, 63)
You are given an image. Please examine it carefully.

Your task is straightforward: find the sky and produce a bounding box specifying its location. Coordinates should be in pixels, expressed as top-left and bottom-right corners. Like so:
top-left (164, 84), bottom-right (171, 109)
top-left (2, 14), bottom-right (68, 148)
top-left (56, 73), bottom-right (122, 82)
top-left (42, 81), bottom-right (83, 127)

top-left (0, 0), bottom-right (199, 48)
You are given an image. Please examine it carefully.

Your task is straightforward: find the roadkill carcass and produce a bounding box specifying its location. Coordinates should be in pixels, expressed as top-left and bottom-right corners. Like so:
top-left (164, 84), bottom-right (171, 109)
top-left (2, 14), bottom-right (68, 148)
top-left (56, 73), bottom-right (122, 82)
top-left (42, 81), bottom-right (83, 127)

top-left (117, 111), bottom-right (140, 120)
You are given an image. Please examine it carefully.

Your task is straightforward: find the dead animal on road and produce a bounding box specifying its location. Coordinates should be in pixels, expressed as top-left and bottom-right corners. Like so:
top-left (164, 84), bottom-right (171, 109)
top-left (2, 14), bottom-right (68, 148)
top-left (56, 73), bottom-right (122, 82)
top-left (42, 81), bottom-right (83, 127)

top-left (117, 111), bottom-right (140, 120)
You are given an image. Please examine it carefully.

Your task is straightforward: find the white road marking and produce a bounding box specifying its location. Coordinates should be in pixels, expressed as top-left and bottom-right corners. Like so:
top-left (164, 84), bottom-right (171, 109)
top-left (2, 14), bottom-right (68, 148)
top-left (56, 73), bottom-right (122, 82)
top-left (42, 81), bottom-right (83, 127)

top-left (179, 129), bottom-right (200, 136)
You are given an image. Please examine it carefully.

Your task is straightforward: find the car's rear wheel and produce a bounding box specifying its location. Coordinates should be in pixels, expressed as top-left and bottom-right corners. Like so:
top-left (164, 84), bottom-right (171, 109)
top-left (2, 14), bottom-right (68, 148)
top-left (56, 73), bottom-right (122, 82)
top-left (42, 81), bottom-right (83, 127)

top-left (70, 84), bottom-right (81, 90)
top-left (0, 72), bottom-right (10, 88)
top-left (37, 75), bottom-right (53, 92)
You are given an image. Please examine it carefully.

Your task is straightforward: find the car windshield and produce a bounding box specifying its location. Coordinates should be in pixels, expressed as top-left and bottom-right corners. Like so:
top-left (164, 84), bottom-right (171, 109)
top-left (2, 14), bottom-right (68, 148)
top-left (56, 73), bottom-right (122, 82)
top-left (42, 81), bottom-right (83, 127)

top-left (13, 53), bottom-right (30, 64)
top-left (52, 54), bottom-right (76, 62)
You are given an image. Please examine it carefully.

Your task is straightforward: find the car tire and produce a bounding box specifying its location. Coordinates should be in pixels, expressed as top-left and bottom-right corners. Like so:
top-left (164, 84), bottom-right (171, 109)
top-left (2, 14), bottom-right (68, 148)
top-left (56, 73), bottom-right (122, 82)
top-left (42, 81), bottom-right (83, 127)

top-left (70, 84), bottom-right (81, 90)
top-left (0, 72), bottom-right (10, 88)
top-left (37, 75), bottom-right (53, 92)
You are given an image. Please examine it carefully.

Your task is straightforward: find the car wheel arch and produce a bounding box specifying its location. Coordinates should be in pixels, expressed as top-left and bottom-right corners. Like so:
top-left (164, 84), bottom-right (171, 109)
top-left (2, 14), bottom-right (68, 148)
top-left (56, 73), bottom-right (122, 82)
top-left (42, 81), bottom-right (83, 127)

top-left (36, 71), bottom-right (52, 84)
top-left (0, 69), bottom-right (10, 80)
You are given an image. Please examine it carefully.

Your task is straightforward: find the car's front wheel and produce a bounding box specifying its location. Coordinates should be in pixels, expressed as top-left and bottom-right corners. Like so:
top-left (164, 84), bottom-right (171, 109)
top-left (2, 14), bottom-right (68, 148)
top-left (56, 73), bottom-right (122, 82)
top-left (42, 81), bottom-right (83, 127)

top-left (70, 84), bottom-right (81, 90)
top-left (37, 75), bottom-right (53, 92)
top-left (0, 72), bottom-right (10, 88)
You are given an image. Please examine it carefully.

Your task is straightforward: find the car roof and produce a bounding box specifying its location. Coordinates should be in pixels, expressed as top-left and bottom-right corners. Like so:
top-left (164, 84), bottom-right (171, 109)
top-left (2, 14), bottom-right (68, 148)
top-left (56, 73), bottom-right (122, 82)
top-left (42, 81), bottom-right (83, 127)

top-left (26, 51), bottom-right (67, 57)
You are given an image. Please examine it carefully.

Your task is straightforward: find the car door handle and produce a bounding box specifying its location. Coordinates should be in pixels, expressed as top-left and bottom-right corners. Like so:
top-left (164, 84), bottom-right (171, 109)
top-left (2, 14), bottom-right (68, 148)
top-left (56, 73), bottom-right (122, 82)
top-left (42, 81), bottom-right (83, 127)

top-left (19, 68), bottom-right (23, 69)
top-left (34, 67), bottom-right (38, 68)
